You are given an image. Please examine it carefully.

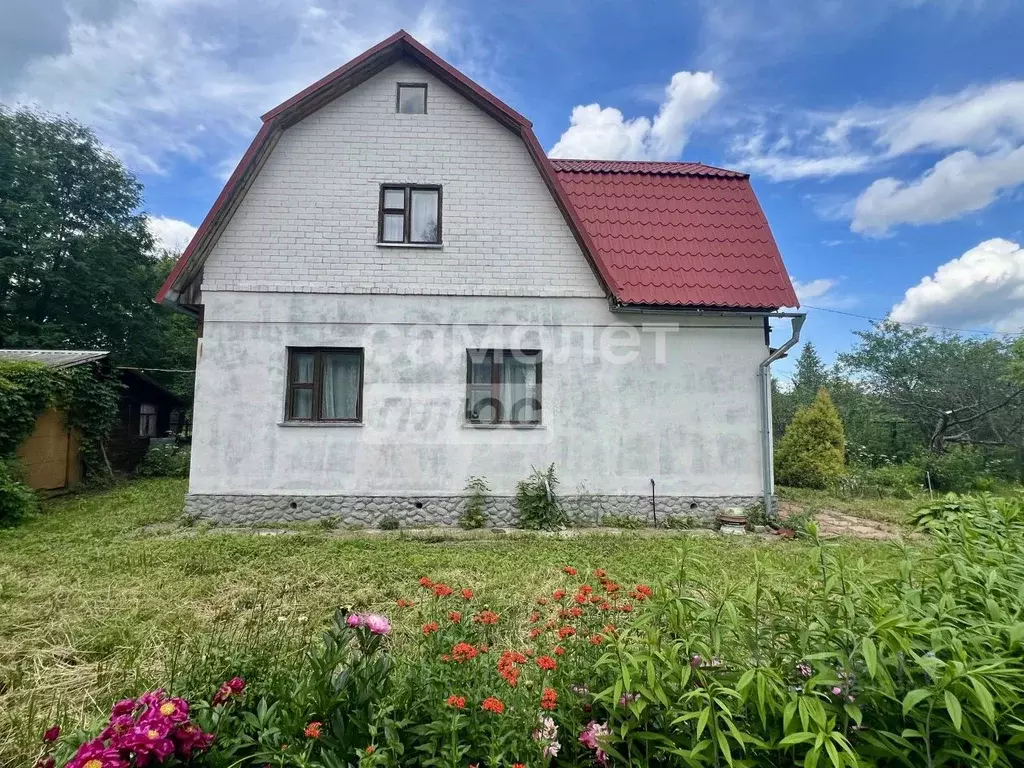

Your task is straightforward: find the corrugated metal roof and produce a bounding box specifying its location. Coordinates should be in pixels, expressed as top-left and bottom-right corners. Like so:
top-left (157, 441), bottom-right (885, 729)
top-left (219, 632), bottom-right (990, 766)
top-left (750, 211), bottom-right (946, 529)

top-left (0, 349), bottom-right (109, 369)
top-left (551, 163), bottom-right (800, 309)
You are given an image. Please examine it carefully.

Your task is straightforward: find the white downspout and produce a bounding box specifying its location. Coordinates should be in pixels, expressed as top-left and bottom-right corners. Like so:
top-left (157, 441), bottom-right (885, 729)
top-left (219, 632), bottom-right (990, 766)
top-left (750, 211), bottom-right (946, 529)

top-left (759, 313), bottom-right (806, 517)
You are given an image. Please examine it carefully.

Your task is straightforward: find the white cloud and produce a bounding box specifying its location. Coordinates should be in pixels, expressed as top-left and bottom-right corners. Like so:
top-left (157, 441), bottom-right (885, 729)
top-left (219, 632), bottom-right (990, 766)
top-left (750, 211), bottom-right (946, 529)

top-left (2, 0), bottom-right (457, 175)
top-left (852, 145), bottom-right (1024, 235)
top-left (548, 71), bottom-right (720, 160)
top-left (147, 216), bottom-right (198, 253)
top-left (792, 278), bottom-right (838, 301)
top-left (739, 151), bottom-right (876, 182)
top-left (890, 238), bottom-right (1024, 332)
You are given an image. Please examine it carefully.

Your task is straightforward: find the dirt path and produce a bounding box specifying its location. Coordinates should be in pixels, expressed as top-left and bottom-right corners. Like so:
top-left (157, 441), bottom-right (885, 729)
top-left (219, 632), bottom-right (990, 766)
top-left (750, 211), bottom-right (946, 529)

top-left (779, 502), bottom-right (906, 540)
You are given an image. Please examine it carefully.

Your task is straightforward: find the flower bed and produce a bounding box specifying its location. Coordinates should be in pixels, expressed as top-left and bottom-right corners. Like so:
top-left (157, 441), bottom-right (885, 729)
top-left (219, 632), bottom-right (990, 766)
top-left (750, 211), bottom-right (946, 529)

top-left (32, 494), bottom-right (1024, 767)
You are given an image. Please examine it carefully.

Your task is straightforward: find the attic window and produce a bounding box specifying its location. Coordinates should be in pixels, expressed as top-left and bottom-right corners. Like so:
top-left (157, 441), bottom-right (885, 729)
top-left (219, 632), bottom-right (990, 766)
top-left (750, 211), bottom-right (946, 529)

top-left (379, 185), bottom-right (441, 244)
top-left (397, 83), bottom-right (427, 114)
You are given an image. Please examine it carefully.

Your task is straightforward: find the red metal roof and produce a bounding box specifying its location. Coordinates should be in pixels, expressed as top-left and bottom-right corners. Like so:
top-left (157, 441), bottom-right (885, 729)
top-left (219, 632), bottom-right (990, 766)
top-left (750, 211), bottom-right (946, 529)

top-left (156, 32), bottom-right (797, 311)
top-left (551, 160), bottom-right (799, 309)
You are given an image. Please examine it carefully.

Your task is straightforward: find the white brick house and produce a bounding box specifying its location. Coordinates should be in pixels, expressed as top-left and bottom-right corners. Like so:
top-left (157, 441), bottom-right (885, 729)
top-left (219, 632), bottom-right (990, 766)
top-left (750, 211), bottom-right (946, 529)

top-left (157, 31), bottom-right (803, 526)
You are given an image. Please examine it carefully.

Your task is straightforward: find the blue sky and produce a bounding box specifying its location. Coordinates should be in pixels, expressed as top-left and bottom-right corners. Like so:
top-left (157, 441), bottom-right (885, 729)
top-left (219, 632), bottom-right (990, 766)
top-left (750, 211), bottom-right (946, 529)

top-left (4, 0), bottom-right (1024, 381)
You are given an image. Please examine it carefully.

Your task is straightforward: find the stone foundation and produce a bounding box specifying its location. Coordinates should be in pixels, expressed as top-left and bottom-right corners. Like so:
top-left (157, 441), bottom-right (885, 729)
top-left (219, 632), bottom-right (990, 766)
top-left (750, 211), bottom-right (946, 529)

top-left (183, 493), bottom-right (774, 528)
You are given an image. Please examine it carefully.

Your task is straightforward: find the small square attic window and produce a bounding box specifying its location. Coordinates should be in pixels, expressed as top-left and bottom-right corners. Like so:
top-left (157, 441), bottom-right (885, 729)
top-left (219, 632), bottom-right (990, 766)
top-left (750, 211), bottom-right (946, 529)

top-left (397, 83), bottom-right (427, 114)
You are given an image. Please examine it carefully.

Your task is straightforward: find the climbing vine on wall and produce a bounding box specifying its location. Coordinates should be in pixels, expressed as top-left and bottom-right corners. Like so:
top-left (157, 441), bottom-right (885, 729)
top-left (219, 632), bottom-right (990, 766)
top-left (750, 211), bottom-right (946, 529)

top-left (0, 360), bottom-right (121, 472)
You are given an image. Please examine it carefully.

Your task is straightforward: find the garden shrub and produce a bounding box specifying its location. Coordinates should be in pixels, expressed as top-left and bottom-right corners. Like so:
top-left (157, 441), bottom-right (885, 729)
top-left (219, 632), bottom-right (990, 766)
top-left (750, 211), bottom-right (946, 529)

top-left (30, 494), bottom-right (1024, 768)
top-left (137, 444), bottom-right (191, 478)
top-left (459, 475), bottom-right (489, 529)
top-left (832, 461), bottom-right (922, 499)
top-left (775, 387), bottom-right (846, 489)
top-left (0, 458), bottom-right (36, 525)
top-left (0, 361), bottom-right (54, 456)
top-left (515, 464), bottom-right (566, 530)
top-left (915, 444), bottom-right (993, 492)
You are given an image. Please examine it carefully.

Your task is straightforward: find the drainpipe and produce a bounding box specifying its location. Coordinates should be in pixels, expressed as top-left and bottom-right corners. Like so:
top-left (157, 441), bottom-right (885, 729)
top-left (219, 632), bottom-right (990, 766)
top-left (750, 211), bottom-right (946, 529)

top-left (758, 313), bottom-right (805, 517)
top-left (608, 302), bottom-right (805, 519)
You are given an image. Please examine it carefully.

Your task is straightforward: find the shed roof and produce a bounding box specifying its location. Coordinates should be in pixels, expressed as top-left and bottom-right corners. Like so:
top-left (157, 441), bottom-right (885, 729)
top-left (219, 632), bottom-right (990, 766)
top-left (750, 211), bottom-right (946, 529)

top-left (0, 349), bottom-right (109, 369)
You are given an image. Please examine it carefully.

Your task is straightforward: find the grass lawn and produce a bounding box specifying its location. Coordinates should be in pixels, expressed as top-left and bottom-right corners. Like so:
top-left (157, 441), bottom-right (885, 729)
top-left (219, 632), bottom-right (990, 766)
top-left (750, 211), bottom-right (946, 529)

top-left (777, 484), bottom-right (926, 525)
top-left (0, 479), bottom-right (913, 764)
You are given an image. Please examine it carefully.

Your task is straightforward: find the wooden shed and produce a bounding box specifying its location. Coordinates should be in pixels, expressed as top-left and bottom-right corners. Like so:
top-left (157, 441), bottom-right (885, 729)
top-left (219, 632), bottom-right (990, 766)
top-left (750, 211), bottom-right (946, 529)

top-left (1, 349), bottom-right (109, 492)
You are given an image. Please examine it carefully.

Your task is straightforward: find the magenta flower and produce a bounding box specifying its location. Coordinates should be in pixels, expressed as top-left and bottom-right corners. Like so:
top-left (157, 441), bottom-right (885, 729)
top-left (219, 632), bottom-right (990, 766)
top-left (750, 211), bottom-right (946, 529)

top-left (121, 721), bottom-right (175, 764)
top-left (110, 699), bottom-right (137, 718)
top-left (34, 758), bottom-right (55, 768)
top-left (147, 697), bottom-right (190, 724)
top-left (579, 721), bottom-right (610, 766)
top-left (66, 738), bottom-right (128, 768)
top-left (346, 613), bottom-right (364, 628)
top-left (363, 613), bottom-right (391, 635)
top-left (42, 725), bottom-right (60, 743)
top-left (226, 677), bottom-right (246, 694)
top-left (212, 677), bottom-right (246, 705)
top-left (99, 714), bottom-right (135, 742)
top-left (172, 722), bottom-right (215, 759)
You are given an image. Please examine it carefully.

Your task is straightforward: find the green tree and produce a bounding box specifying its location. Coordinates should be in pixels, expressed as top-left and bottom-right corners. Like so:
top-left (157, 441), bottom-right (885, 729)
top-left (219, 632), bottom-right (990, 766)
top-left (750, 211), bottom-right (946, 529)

top-left (840, 322), bottom-right (1024, 454)
top-left (792, 342), bottom-right (827, 406)
top-left (775, 388), bottom-right (846, 488)
top-left (0, 108), bottom-right (195, 399)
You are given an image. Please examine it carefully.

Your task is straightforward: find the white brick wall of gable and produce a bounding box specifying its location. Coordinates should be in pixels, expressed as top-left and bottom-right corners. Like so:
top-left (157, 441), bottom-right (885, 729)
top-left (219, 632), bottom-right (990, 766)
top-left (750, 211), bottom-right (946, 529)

top-left (202, 61), bottom-right (606, 299)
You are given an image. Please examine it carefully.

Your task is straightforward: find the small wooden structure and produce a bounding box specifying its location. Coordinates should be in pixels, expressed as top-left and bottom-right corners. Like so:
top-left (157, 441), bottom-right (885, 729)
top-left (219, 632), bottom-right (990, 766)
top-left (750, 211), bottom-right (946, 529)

top-left (107, 369), bottom-right (188, 472)
top-left (1, 349), bottom-right (109, 492)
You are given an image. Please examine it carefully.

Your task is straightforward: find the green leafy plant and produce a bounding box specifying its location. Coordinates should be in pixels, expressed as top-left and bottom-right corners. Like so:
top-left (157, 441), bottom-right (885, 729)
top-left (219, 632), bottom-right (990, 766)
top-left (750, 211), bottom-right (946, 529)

top-left (378, 515), bottom-right (400, 531)
top-left (0, 458), bottom-right (36, 525)
top-left (459, 476), bottom-right (489, 529)
top-left (515, 464), bottom-right (566, 530)
top-left (601, 512), bottom-right (646, 529)
top-left (137, 444), bottom-right (191, 478)
top-left (775, 388), bottom-right (847, 489)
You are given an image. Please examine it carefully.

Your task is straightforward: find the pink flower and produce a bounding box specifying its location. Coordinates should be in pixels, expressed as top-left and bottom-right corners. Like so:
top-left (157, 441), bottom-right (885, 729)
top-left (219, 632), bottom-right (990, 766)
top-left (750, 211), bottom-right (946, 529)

top-left (212, 677), bottom-right (246, 706)
top-left (364, 613), bottom-right (391, 635)
top-left (42, 725), bottom-right (60, 743)
top-left (346, 613), bottom-right (364, 628)
top-left (110, 699), bottom-right (137, 718)
top-left (66, 738), bottom-right (128, 768)
top-left (172, 722), bottom-right (215, 759)
top-left (151, 697), bottom-right (190, 723)
top-left (99, 715), bottom-right (134, 741)
top-left (226, 677), bottom-right (246, 694)
top-left (832, 687), bottom-right (843, 696)
top-left (121, 721), bottom-right (175, 763)
top-left (579, 721), bottom-right (610, 766)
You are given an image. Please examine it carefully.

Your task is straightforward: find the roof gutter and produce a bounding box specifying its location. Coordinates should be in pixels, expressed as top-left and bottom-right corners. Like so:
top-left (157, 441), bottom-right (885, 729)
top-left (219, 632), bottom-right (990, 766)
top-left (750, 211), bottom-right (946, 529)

top-left (610, 303), bottom-right (806, 518)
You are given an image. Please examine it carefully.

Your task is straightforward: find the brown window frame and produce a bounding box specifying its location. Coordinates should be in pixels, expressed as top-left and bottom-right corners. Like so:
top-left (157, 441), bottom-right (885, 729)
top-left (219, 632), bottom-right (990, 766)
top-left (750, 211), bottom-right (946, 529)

top-left (396, 82), bottom-right (428, 114)
top-left (465, 349), bottom-right (543, 425)
top-left (285, 347), bottom-right (364, 423)
top-left (378, 184), bottom-right (443, 244)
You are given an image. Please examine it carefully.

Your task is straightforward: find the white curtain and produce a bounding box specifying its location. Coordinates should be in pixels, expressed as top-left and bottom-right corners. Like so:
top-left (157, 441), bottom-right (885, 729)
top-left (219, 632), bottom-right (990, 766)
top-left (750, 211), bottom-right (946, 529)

top-left (321, 353), bottom-right (360, 419)
top-left (410, 190), bottom-right (438, 242)
top-left (501, 356), bottom-right (537, 422)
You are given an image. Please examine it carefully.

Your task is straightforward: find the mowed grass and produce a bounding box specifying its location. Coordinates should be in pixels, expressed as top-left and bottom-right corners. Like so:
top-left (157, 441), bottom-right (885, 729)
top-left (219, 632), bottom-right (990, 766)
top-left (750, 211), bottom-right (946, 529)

top-left (0, 479), bottom-right (911, 764)
top-left (777, 485), bottom-right (925, 525)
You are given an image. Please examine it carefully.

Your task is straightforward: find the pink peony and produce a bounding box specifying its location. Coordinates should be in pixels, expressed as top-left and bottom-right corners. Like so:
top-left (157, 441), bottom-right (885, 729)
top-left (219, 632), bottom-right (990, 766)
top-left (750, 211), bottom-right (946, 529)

top-left (66, 738), bottom-right (128, 768)
top-left (363, 613), bottom-right (391, 635)
top-left (172, 722), bottom-right (215, 759)
top-left (110, 699), bottom-right (137, 718)
top-left (150, 697), bottom-right (190, 724)
top-left (579, 721), bottom-right (610, 766)
top-left (99, 715), bottom-right (135, 742)
top-left (346, 613), bottom-right (364, 628)
top-left (121, 721), bottom-right (175, 764)
top-left (42, 725), bottom-right (60, 743)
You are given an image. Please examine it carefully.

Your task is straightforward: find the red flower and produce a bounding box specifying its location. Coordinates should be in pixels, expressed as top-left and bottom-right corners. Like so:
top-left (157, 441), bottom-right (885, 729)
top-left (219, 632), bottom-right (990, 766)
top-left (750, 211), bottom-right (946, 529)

top-left (573, 593), bottom-right (588, 605)
top-left (552, 589), bottom-right (566, 600)
top-left (396, 598), bottom-right (415, 608)
top-left (473, 610), bottom-right (500, 625)
top-left (451, 642), bottom-right (479, 662)
top-left (481, 697), bottom-right (505, 714)
top-left (635, 584), bottom-right (653, 598)
top-left (34, 758), bottom-right (55, 768)
top-left (42, 725), bottom-right (60, 743)
top-left (590, 595), bottom-right (602, 604)
top-left (513, 764), bottom-right (526, 768)
top-left (422, 622), bottom-right (440, 635)
top-left (441, 654), bottom-right (452, 662)
top-left (419, 577), bottom-right (433, 588)
top-left (590, 634), bottom-right (603, 645)
top-left (594, 568), bottom-right (606, 578)
top-left (529, 612), bottom-right (541, 623)
top-left (604, 582), bottom-right (621, 594)
top-left (433, 583), bottom-right (454, 597)
top-left (536, 597), bottom-right (549, 606)
top-left (537, 655), bottom-right (557, 671)
top-left (462, 588), bottom-right (474, 600)
top-left (562, 566), bottom-right (577, 576)
top-left (528, 628), bottom-right (543, 639)
top-left (498, 650), bottom-right (528, 687)
top-left (618, 603), bottom-right (634, 613)
top-left (579, 584), bottom-right (594, 596)
top-left (304, 722), bottom-right (322, 739)
top-left (557, 626), bottom-right (576, 639)
top-left (449, 611), bottom-right (462, 623)
top-left (366, 745), bottom-right (376, 755)
top-left (541, 687), bottom-right (557, 711)
top-left (569, 607), bottom-right (583, 618)
top-left (603, 623), bottom-right (617, 636)
top-left (554, 645), bottom-right (565, 656)
top-left (446, 695), bottom-right (467, 709)
top-left (598, 602), bottom-right (611, 611)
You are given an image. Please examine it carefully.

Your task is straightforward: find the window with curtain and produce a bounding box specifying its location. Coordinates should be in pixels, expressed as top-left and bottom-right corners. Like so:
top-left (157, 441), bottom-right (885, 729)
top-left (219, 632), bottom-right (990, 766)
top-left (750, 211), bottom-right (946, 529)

top-left (396, 83), bottom-right (427, 114)
top-left (379, 185), bottom-right (441, 244)
top-left (286, 348), bottom-right (364, 422)
top-left (465, 350), bottom-right (542, 425)
top-left (139, 404), bottom-right (158, 437)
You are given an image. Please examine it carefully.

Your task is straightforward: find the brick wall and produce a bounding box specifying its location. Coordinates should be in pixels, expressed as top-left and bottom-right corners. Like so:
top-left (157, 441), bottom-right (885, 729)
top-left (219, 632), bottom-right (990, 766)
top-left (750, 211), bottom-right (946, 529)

top-left (202, 61), bottom-right (605, 299)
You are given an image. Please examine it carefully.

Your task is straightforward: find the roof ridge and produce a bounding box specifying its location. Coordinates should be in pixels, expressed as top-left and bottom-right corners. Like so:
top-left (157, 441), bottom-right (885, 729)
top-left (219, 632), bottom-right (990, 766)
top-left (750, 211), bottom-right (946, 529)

top-left (549, 158), bottom-right (749, 178)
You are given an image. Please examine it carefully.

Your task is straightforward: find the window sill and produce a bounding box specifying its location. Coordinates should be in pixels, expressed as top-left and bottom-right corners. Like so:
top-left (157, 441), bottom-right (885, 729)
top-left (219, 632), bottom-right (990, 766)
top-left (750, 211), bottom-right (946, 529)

top-left (376, 242), bottom-right (443, 249)
top-left (278, 421), bottom-right (364, 428)
top-left (462, 422), bottom-right (545, 430)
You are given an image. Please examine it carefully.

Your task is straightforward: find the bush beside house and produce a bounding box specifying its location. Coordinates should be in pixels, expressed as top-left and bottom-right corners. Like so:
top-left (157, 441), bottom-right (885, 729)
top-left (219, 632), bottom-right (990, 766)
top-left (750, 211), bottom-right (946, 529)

top-left (775, 388), bottom-right (846, 489)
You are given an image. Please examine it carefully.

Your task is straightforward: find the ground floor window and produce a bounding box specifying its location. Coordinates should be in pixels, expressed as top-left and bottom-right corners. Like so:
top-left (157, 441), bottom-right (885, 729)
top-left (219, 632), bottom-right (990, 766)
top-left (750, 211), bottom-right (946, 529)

top-left (465, 349), bottom-right (542, 425)
top-left (139, 404), bottom-right (158, 437)
top-left (286, 348), bottom-right (364, 422)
